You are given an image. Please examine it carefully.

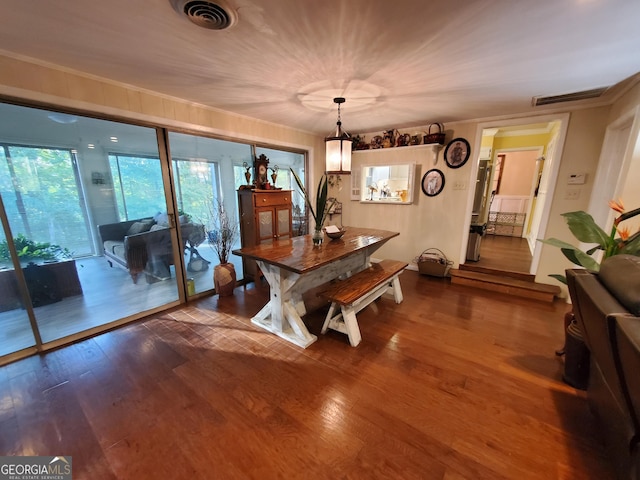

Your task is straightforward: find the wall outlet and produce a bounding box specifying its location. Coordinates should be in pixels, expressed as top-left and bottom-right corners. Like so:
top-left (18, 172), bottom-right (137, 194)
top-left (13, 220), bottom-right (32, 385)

top-left (565, 188), bottom-right (581, 200)
top-left (453, 181), bottom-right (467, 190)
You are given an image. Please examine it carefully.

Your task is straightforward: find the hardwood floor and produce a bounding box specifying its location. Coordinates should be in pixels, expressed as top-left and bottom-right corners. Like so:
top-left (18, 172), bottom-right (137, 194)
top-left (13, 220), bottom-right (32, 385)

top-left (470, 234), bottom-right (533, 273)
top-left (0, 271), bottom-right (615, 479)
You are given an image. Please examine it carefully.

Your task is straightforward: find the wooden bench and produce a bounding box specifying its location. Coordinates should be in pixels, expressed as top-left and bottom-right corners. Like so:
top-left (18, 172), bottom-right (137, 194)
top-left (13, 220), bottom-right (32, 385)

top-left (319, 259), bottom-right (408, 346)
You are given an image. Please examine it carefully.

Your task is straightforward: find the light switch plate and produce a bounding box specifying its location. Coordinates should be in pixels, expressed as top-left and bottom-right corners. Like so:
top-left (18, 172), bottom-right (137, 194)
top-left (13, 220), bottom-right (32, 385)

top-left (565, 188), bottom-right (581, 200)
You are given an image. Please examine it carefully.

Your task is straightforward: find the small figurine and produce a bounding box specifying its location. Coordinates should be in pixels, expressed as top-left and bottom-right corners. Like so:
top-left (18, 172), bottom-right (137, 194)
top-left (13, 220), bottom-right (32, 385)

top-left (382, 130), bottom-right (395, 148)
top-left (396, 133), bottom-right (410, 147)
top-left (243, 161), bottom-right (252, 185)
top-left (270, 165), bottom-right (279, 185)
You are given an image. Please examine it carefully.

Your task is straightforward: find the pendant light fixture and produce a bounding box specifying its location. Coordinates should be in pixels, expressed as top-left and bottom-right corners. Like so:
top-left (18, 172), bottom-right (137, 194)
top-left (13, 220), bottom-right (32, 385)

top-left (325, 97), bottom-right (352, 175)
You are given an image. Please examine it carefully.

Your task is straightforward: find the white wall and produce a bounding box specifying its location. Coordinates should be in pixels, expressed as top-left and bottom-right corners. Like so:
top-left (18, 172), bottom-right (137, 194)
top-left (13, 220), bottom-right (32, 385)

top-left (338, 123), bottom-right (478, 269)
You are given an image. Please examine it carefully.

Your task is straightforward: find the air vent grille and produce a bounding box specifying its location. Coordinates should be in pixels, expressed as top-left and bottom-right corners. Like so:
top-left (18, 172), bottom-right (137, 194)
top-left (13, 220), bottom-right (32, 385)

top-left (172, 0), bottom-right (237, 30)
top-left (532, 87), bottom-right (608, 107)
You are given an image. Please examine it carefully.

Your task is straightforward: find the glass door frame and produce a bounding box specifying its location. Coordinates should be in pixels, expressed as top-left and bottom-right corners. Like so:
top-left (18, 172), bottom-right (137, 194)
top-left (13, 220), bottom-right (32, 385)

top-left (0, 193), bottom-right (42, 361)
top-left (157, 128), bottom-right (189, 305)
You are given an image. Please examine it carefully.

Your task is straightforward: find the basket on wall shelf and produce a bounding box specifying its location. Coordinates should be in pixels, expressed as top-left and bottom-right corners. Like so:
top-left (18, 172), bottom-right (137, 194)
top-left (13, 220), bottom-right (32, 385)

top-left (415, 248), bottom-right (453, 277)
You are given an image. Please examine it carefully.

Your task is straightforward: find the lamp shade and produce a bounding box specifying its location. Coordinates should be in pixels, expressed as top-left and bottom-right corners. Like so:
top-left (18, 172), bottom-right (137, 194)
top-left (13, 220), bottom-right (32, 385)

top-left (325, 123), bottom-right (352, 175)
top-left (325, 97), bottom-right (352, 175)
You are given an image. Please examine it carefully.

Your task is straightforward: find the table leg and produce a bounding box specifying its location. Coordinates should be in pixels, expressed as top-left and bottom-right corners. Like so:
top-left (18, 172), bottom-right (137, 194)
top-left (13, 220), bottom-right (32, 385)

top-left (250, 261), bottom-right (317, 348)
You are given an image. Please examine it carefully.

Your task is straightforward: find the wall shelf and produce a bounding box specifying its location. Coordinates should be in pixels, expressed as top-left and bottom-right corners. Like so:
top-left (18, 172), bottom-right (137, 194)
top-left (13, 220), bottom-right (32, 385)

top-left (353, 143), bottom-right (442, 154)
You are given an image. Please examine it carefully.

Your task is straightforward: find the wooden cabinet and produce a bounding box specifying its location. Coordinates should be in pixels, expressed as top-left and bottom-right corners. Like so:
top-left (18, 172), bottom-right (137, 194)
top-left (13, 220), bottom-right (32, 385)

top-left (238, 189), bottom-right (293, 281)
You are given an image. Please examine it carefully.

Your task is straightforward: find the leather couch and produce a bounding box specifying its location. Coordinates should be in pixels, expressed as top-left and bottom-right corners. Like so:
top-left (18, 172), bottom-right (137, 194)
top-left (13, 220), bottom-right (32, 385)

top-left (98, 217), bottom-right (206, 284)
top-left (567, 254), bottom-right (640, 479)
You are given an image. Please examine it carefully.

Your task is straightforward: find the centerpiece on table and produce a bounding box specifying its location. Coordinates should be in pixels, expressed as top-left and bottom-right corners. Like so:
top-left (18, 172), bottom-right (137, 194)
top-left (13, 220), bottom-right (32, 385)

top-left (290, 168), bottom-right (336, 246)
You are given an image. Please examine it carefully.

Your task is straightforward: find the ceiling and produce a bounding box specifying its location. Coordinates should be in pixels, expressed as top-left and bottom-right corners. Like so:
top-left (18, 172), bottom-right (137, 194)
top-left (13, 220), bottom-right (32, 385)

top-left (1, 0), bottom-right (639, 136)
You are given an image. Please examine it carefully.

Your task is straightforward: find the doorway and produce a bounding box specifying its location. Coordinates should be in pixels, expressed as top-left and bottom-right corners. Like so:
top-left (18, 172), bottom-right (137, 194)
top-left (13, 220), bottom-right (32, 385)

top-left (464, 117), bottom-right (567, 274)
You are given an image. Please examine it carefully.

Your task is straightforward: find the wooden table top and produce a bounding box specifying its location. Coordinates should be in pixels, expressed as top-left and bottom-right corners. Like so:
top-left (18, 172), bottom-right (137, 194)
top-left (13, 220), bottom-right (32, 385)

top-left (232, 227), bottom-right (399, 274)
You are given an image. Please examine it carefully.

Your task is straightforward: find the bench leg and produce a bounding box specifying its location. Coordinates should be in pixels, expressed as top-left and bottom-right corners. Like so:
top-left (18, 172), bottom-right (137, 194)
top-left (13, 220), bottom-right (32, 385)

top-left (321, 302), bottom-right (338, 334)
top-left (321, 304), bottom-right (362, 347)
top-left (341, 306), bottom-right (362, 347)
top-left (392, 276), bottom-right (403, 303)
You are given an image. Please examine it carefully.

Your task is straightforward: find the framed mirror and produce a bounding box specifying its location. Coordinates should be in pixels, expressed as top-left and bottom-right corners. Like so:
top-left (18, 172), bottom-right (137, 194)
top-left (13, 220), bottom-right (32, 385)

top-left (421, 169), bottom-right (445, 196)
top-left (359, 163), bottom-right (415, 204)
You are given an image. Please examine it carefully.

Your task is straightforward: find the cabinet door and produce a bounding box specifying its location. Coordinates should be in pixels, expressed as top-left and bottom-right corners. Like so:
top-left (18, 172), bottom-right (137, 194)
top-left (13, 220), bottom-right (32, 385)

top-left (275, 206), bottom-right (292, 239)
top-left (257, 208), bottom-right (275, 244)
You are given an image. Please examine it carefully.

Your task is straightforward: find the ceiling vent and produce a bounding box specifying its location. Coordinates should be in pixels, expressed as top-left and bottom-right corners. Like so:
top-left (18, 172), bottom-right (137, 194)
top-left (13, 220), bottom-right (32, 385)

top-left (170, 0), bottom-right (238, 30)
top-left (532, 87), bottom-right (608, 107)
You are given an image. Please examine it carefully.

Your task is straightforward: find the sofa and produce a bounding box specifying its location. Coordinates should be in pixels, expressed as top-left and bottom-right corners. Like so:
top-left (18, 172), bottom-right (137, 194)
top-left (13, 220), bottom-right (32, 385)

top-left (98, 217), bottom-right (207, 284)
top-left (566, 255), bottom-right (640, 480)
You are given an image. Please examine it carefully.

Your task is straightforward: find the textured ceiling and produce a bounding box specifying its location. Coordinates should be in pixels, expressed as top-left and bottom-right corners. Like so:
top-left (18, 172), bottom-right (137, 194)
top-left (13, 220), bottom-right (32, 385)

top-left (0, 0), bottom-right (639, 135)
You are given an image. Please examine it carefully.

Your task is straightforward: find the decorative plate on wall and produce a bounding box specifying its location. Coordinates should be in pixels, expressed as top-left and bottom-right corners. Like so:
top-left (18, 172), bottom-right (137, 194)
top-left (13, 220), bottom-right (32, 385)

top-left (421, 169), bottom-right (445, 197)
top-left (444, 137), bottom-right (470, 169)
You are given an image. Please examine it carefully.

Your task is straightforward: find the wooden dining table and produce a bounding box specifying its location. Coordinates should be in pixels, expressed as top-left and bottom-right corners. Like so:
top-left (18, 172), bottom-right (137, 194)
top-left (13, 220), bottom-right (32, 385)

top-left (232, 227), bottom-right (400, 348)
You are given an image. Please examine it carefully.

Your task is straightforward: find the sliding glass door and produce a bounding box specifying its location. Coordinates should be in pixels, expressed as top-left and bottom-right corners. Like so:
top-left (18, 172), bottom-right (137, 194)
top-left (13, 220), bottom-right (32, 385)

top-left (167, 132), bottom-right (252, 296)
top-left (0, 101), bottom-right (310, 364)
top-left (0, 102), bottom-right (182, 359)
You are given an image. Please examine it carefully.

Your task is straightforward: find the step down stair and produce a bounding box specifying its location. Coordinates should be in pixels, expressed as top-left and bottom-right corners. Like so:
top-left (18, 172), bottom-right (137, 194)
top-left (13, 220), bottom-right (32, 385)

top-left (450, 267), bottom-right (560, 302)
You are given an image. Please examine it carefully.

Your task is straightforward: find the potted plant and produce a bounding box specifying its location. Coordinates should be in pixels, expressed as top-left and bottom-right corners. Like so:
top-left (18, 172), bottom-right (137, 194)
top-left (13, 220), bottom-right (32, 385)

top-left (206, 200), bottom-right (240, 296)
top-left (290, 168), bottom-right (336, 246)
top-left (539, 199), bottom-right (640, 361)
top-left (539, 199), bottom-right (640, 283)
top-left (0, 234), bottom-right (72, 265)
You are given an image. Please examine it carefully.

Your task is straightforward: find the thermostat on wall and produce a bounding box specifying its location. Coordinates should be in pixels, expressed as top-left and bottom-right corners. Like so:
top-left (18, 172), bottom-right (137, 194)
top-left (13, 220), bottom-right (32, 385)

top-left (568, 173), bottom-right (586, 185)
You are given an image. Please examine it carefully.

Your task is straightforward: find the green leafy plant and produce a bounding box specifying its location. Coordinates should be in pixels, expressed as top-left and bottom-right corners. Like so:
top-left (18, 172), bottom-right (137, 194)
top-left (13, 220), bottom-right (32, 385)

top-left (290, 168), bottom-right (335, 232)
top-left (0, 234), bottom-right (72, 263)
top-left (539, 199), bottom-right (640, 284)
top-left (178, 209), bottom-right (192, 223)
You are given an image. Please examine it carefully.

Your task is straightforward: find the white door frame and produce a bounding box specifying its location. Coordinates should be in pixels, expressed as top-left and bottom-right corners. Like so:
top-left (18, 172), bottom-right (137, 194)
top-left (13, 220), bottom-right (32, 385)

top-left (461, 112), bottom-right (570, 274)
top-left (587, 105), bottom-right (640, 232)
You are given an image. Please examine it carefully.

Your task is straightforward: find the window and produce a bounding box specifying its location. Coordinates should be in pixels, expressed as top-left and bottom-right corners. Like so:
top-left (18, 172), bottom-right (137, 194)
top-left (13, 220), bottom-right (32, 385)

top-left (0, 144), bottom-right (92, 256)
top-left (255, 146), bottom-right (304, 209)
top-left (108, 154), bottom-right (165, 220)
top-left (173, 158), bottom-right (220, 226)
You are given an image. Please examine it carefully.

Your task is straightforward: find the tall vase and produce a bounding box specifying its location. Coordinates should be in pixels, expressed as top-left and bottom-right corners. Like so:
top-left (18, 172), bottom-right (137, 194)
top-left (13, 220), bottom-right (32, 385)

top-left (214, 262), bottom-right (236, 296)
top-left (312, 228), bottom-right (323, 246)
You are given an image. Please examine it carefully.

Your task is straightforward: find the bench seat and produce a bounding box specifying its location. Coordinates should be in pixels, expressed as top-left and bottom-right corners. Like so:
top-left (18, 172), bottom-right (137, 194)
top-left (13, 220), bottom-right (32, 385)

top-left (319, 259), bottom-right (407, 346)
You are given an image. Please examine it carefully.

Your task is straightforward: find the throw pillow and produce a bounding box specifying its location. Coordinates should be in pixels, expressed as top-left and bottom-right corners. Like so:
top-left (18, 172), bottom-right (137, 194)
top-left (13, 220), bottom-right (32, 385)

top-left (154, 212), bottom-right (169, 226)
top-left (127, 221), bottom-right (152, 236)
